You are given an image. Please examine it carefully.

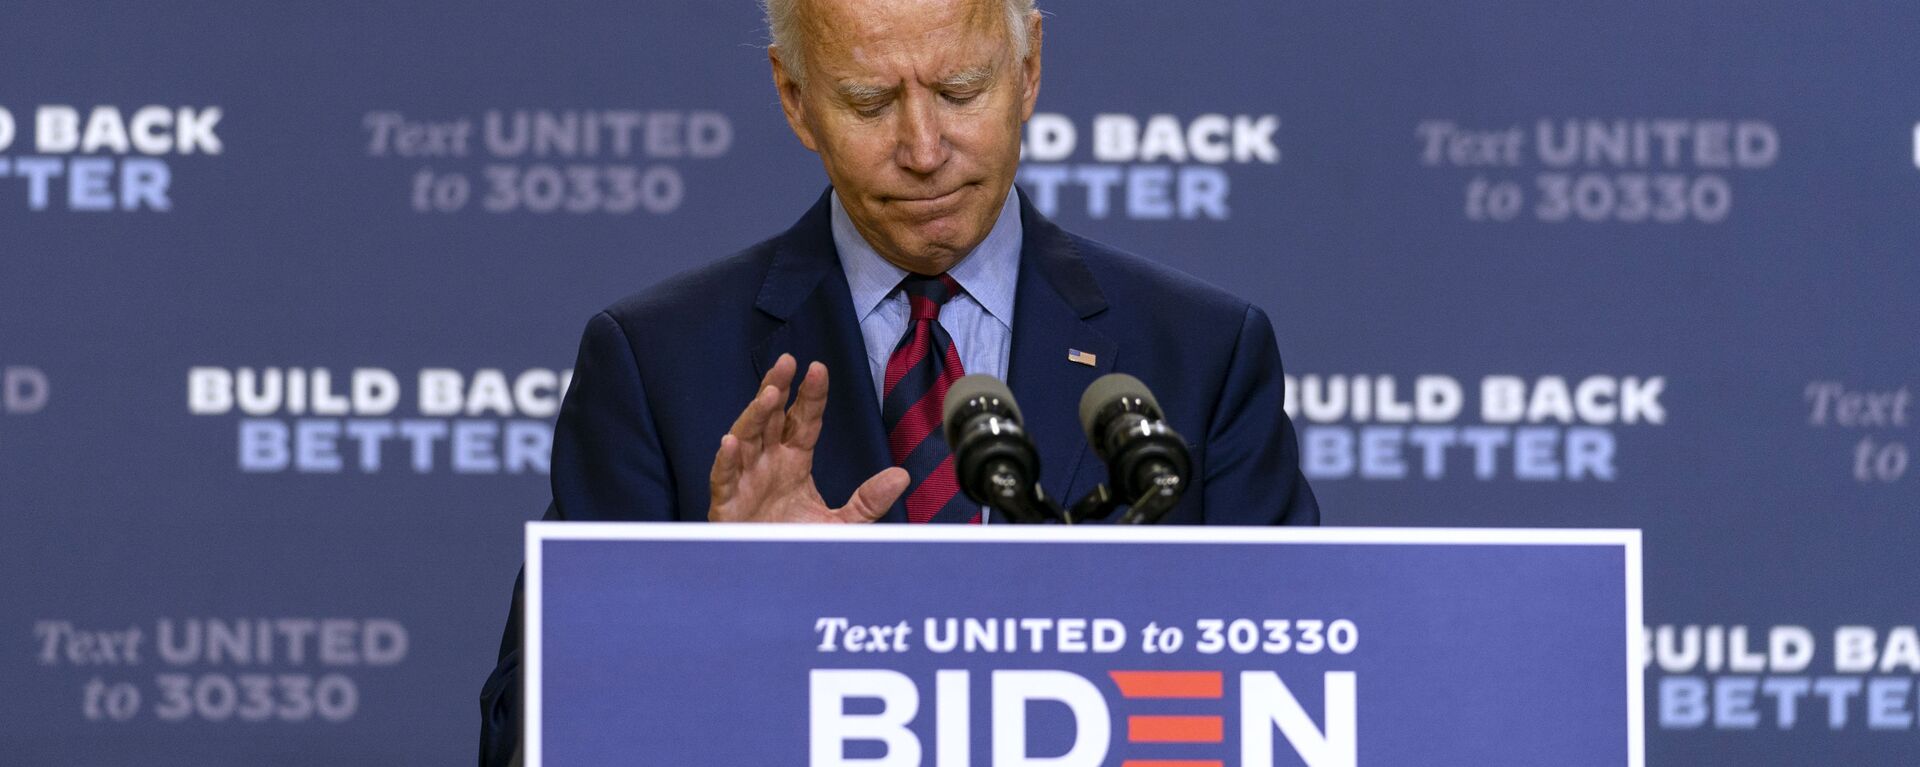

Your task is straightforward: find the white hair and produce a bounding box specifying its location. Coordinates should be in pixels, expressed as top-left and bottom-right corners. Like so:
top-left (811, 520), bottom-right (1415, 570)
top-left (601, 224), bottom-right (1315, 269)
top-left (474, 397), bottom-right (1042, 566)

top-left (763, 0), bottom-right (1038, 85)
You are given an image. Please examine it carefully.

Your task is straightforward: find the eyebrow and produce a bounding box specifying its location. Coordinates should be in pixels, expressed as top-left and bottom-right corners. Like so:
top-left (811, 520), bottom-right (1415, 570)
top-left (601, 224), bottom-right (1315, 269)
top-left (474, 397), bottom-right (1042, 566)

top-left (938, 65), bottom-right (995, 91)
top-left (833, 65), bottom-right (999, 103)
top-left (835, 81), bottom-right (893, 103)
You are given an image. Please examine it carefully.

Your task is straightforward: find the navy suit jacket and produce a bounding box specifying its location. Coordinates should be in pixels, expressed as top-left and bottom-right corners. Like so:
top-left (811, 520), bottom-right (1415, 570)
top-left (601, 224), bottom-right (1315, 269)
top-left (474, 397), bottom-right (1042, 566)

top-left (479, 188), bottom-right (1317, 764)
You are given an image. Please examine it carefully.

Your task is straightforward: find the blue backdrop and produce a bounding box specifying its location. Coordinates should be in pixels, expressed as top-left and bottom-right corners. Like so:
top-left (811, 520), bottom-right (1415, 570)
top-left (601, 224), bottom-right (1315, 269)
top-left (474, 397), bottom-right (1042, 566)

top-left (2, 1), bottom-right (1916, 764)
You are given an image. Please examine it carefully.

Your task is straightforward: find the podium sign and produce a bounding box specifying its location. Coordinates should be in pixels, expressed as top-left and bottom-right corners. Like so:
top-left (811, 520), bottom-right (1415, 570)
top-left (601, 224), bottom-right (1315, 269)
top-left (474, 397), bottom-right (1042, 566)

top-left (526, 524), bottom-right (1642, 766)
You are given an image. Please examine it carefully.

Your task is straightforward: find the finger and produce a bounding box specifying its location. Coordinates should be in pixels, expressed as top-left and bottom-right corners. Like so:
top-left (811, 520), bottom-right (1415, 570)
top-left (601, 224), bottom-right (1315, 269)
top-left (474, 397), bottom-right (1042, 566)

top-left (783, 362), bottom-right (829, 449)
top-left (759, 355), bottom-right (799, 451)
top-left (760, 383), bottom-right (788, 455)
top-left (739, 385), bottom-right (782, 465)
top-left (708, 434), bottom-right (740, 509)
top-left (764, 353), bottom-right (795, 391)
top-left (730, 355), bottom-right (795, 445)
top-left (837, 467), bottom-right (910, 523)
top-left (766, 353), bottom-right (797, 404)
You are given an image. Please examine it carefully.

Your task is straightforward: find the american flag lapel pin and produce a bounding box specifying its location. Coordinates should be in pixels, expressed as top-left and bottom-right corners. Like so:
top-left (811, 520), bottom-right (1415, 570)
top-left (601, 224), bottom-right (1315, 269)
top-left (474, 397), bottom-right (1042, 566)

top-left (1067, 348), bottom-right (1097, 366)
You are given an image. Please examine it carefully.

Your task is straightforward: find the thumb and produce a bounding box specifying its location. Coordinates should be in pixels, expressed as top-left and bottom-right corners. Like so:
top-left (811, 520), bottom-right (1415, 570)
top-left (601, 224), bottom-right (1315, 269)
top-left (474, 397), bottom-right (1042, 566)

top-left (837, 467), bottom-right (910, 523)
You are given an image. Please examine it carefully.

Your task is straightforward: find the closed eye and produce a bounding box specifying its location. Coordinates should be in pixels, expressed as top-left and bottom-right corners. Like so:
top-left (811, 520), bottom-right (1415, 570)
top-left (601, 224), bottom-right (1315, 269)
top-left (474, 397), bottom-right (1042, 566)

top-left (937, 65), bottom-right (995, 104)
top-left (836, 81), bottom-right (896, 118)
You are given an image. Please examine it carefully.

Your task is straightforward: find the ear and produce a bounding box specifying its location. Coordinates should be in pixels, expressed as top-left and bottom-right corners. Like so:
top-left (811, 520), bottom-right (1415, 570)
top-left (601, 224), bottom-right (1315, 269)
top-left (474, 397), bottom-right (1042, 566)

top-left (1017, 11), bottom-right (1043, 122)
top-left (771, 47), bottom-right (821, 153)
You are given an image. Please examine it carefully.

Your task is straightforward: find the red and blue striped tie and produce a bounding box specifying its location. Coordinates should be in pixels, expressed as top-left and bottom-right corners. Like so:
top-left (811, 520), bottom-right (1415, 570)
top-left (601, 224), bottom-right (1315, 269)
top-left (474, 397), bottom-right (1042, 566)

top-left (882, 273), bottom-right (980, 524)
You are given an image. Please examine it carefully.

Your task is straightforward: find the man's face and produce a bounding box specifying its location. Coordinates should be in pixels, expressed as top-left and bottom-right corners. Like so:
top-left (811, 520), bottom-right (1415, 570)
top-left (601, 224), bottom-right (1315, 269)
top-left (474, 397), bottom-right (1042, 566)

top-left (773, 0), bottom-right (1041, 275)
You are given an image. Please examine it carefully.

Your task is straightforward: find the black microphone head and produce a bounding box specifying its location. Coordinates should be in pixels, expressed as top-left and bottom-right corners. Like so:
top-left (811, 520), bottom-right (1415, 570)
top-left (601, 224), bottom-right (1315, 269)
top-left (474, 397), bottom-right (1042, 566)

top-left (943, 374), bottom-right (1022, 447)
top-left (943, 374), bottom-right (1045, 516)
top-left (1078, 373), bottom-right (1161, 445)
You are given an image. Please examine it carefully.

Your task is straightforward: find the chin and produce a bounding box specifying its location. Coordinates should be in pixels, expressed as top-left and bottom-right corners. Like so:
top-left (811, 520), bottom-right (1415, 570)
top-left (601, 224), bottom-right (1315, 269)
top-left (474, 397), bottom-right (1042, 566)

top-left (909, 222), bottom-right (983, 254)
top-left (916, 205), bottom-right (995, 244)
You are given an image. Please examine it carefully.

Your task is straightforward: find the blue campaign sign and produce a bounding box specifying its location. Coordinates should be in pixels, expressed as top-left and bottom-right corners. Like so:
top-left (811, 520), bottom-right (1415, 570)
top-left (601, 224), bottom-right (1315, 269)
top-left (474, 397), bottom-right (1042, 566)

top-left (526, 525), bottom-right (1642, 767)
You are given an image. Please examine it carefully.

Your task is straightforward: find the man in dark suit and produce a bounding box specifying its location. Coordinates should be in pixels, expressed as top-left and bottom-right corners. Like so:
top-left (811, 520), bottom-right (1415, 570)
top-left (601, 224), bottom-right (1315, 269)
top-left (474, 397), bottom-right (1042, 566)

top-left (481, 0), bottom-right (1317, 761)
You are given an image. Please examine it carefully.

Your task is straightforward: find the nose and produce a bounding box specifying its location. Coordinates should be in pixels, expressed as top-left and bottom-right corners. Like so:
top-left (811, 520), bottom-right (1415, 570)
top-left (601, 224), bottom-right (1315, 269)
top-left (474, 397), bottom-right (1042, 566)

top-left (893, 92), bottom-right (950, 175)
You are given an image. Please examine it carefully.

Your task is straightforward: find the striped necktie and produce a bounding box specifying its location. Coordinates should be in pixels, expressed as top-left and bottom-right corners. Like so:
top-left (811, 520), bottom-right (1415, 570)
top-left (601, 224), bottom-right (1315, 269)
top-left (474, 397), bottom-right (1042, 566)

top-left (882, 273), bottom-right (980, 524)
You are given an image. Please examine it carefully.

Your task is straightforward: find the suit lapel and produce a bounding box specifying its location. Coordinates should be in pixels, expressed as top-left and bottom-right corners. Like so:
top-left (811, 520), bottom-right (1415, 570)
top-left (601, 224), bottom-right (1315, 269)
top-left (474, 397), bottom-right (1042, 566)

top-left (749, 191), bottom-right (899, 521)
top-left (1006, 191), bottom-right (1115, 508)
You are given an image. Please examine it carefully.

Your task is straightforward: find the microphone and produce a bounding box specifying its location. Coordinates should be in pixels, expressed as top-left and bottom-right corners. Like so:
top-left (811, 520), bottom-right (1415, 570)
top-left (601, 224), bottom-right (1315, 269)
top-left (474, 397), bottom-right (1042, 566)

top-left (1077, 373), bottom-right (1192, 524)
top-left (942, 375), bottom-right (1050, 523)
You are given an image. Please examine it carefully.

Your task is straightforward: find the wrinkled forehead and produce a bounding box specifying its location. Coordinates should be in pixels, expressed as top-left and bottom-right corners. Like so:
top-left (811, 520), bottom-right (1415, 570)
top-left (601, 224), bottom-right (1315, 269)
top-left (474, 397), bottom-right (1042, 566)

top-left (799, 0), bottom-right (1012, 78)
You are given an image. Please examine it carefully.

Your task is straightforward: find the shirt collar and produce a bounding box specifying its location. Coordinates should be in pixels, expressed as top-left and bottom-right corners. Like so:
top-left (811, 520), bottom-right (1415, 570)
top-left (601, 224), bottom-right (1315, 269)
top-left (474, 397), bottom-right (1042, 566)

top-left (832, 186), bottom-right (1022, 324)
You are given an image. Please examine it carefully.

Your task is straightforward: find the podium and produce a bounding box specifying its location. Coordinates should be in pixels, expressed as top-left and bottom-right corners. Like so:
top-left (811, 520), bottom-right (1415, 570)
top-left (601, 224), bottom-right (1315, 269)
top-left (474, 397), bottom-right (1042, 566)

top-left (525, 524), bottom-right (1642, 766)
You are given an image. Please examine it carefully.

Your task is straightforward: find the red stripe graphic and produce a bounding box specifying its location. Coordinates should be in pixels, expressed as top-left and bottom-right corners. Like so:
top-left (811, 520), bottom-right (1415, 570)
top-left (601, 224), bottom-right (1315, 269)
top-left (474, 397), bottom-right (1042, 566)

top-left (1108, 671), bottom-right (1224, 699)
top-left (1128, 715), bottom-right (1224, 744)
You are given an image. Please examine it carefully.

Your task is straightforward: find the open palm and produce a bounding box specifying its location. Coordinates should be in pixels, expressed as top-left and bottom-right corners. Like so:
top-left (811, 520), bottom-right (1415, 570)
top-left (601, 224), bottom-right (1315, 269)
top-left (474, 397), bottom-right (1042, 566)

top-left (708, 354), bottom-right (909, 523)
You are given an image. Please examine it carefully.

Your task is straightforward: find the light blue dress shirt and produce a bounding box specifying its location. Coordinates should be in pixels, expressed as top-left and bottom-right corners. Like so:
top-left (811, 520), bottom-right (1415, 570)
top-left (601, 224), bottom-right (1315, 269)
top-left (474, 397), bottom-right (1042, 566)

top-left (832, 187), bottom-right (1021, 405)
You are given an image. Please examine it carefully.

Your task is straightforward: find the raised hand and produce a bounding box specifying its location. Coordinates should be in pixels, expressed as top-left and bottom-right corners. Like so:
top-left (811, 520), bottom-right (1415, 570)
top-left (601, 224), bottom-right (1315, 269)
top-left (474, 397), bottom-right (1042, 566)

top-left (707, 354), bottom-right (910, 523)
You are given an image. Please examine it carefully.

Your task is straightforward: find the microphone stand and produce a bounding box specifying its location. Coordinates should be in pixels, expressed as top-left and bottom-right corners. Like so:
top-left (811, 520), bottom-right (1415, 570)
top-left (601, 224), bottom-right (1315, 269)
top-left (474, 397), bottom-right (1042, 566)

top-left (980, 459), bottom-right (1064, 524)
top-left (1004, 474), bottom-right (1179, 526)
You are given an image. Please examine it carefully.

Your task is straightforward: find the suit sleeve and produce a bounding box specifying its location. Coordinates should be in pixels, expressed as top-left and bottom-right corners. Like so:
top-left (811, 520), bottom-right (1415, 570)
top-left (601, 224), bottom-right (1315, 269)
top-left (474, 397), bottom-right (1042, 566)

top-left (1201, 304), bottom-right (1320, 526)
top-left (479, 310), bottom-right (681, 767)
top-left (549, 310), bottom-right (681, 522)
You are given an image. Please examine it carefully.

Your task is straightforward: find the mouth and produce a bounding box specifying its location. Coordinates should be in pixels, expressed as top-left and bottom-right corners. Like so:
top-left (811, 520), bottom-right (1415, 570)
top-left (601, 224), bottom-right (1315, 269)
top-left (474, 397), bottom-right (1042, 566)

top-left (892, 185), bottom-right (970, 215)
